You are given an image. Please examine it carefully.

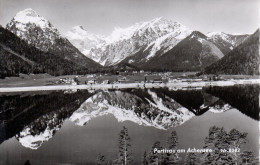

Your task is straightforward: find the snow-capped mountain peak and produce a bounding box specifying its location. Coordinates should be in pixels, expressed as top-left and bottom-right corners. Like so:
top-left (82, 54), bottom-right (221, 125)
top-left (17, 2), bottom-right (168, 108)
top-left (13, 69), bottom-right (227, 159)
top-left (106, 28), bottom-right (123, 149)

top-left (206, 31), bottom-right (233, 44)
top-left (65, 25), bottom-right (106, 61)
top-left (147, 17), bottom-right (188, 33)
top-left (16, 8), bottom-right (38, 17)
top-left (84, 17), bottom-right (193, 66)
top-left (135, 17), bottom-right (189, 37)
top-left (106, 17), bottom-right (168, 43)
top-left (105, 24), bottom-right (140, 44)
top-left (6, 8), bottom-right (61, 51)
top-left (207, 31), bottom-right (226, 38)
top-left (66, 25), bottom-right (105, 41)
top-left (8, 8), bottom-right (58, 33)
top-left (105, 17), bottom-right (189, 45)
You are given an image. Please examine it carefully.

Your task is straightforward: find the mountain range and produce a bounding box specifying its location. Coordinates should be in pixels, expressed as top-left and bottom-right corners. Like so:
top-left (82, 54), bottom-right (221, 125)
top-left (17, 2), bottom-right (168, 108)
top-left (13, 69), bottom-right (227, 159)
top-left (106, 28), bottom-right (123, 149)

top-left (130, 31), bottom-right (225, 71)
top-left (66, 17), bottom-right (193, 66)
top-left (63, 13), bottom-right (257, 75)
top-left (1, 8), bottom-right (101, 78)
top-left (0, 8), bottom-right (258, 78)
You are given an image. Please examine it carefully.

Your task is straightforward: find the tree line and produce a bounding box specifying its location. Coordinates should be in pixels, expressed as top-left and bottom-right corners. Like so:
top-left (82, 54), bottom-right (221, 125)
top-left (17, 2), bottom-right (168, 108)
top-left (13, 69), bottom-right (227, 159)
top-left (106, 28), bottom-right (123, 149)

top-left (96, 126), bottom-right (258, 165)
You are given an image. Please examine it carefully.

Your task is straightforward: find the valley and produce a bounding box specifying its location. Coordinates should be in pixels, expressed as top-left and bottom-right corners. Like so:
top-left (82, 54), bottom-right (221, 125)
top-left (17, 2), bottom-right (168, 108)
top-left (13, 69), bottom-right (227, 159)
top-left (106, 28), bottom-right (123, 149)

top-left (0, 2), bottom-right (259, 165)
top-left (0, 72), bottom-right (259, 92)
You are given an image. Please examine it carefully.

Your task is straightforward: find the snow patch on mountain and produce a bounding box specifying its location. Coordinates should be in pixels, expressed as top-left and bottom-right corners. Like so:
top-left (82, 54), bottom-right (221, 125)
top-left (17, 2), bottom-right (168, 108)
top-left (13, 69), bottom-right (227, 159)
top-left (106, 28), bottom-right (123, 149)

top-left (208, 104), bottom-right (232, 113)
top-left (147, 90), bottom-right (194, 123)
top-left (16, 106), bottom-right (70, 150)
top-left (199, 103), bottom-right (232, 113)
top-left (145, 27), bottom-right (192, 60)
top-left (16, 113), bottom-right (61, 150)
top-left (197, 38), bottom-right (204, 43)
top-left (17, 126), bottom-right (57, 150)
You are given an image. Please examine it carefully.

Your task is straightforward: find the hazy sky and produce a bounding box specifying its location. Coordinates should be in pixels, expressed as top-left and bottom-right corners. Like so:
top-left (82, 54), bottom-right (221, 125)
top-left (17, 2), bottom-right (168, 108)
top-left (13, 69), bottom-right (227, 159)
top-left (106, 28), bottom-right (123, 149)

top-left (0, 0), bottom-right (259, 36)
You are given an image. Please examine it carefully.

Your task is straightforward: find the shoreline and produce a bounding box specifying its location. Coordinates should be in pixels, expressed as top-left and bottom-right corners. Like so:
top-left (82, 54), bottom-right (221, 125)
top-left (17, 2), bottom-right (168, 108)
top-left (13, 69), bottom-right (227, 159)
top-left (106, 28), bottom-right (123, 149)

top-left (0, 79), bottom-right (259, 93)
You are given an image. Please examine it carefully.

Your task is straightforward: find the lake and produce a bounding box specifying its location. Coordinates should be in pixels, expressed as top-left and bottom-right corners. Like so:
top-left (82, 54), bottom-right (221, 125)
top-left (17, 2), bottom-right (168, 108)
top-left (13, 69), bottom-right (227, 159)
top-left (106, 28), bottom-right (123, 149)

top-left (0, 84), bottom-right (259, 165)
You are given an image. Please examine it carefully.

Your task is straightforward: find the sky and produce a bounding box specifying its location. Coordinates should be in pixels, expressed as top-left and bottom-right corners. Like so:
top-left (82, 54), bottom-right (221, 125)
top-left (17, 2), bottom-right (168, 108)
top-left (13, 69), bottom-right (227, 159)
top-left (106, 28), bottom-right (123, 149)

top-left (0, 0), bottom-right (259, 36)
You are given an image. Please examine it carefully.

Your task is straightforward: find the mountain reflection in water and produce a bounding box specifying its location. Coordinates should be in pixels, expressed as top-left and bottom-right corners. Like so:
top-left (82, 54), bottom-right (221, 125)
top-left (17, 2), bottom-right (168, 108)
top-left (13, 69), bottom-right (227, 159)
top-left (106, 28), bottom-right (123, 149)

top-left (0, 84), bottom-right (258, 163)
top-left (0, 90), bottom-right (95, 148)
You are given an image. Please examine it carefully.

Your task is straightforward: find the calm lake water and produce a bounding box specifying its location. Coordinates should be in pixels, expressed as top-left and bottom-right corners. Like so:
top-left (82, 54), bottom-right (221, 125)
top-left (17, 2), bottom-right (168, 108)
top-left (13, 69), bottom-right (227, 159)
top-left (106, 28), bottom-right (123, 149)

top-left (0, 84), bottom-right (259, 165)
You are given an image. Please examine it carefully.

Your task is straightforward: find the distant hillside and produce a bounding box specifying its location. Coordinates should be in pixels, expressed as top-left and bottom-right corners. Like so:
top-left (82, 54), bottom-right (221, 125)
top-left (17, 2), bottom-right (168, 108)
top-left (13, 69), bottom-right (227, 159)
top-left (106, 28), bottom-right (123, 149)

top-left (0, 26), bottom-right (91, 78)
top-left (0, 44), bottom-right (40, 78)
top-left (139, 31), bottom-right (224, 72)
top-left (204, 29), bottom-right (259, 75)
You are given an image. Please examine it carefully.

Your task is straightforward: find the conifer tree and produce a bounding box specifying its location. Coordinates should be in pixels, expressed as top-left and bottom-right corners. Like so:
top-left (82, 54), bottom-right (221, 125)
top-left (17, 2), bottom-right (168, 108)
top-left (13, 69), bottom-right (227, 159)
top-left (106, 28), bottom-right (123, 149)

top-left (184, 153), bottom-right (197, 165)
top-left (114, 126), bottom-right (133, 165)
top-left (147, 141), bottom-right (163, 165)
top-left (142, 151), bottom-right (148, 165)
top-left (239, 151), bottom-right (258, 165)
top-left (201, 126), bottom-right (258, 165)
top-left (165, 131), bottom-right (181, 164)
top-left (228, 129), bottom-right (248, 165)
top-left (168, 131), bottom-right (178, 149)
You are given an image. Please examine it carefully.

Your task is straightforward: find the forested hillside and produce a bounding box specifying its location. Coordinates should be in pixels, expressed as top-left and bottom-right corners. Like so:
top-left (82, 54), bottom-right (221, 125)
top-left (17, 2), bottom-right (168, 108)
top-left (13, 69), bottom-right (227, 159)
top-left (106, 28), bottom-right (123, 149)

top-left (205, 29), bottom-right (259, 75)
